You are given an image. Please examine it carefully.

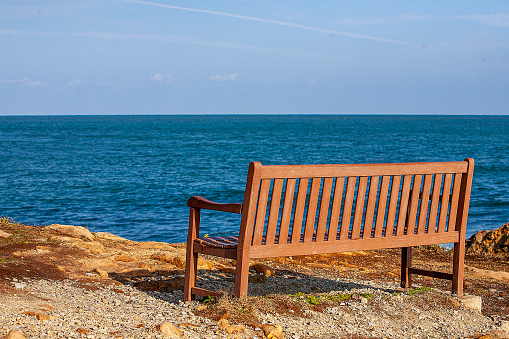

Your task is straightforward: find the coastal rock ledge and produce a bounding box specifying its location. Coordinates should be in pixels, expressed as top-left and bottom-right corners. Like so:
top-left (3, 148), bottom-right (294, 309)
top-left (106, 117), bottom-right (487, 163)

top-left (466, 223), bottom-right (509, 255)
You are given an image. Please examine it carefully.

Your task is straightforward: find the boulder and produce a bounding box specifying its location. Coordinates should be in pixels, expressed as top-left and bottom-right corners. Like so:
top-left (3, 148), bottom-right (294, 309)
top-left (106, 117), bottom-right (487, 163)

top-left (466, 223), bottom-right (509, 255)
top-left (46, 224), bottom-right (95, 241)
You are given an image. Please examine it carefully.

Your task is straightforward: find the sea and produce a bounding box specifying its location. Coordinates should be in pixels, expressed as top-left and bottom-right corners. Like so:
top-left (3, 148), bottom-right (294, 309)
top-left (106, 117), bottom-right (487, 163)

top-left (0, 115), bottom-right (507, 243)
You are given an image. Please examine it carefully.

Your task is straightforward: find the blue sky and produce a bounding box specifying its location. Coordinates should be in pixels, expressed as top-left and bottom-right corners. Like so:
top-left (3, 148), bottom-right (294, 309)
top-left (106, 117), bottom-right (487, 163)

top-left (1, 1), bottom-right (508, 115)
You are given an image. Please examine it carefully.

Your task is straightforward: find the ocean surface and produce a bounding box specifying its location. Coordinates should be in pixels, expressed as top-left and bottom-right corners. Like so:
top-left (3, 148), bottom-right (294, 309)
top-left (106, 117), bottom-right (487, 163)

top-left (0, 115), bottom-right (507, 243)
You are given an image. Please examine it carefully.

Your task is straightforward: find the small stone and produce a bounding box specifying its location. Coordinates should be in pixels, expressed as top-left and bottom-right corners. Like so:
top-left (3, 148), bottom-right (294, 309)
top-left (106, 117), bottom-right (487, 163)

top-left (14, 283), bottom-right (26, 289)
top-left (251, 263), bottom-right (273, 276)
top-left (76, 328), bottom-right (89, 334)
top-left (360, 297), bottom-right (368, 304)
top-left (158, 322), bottom-right (183, 338)
top-left (260, 324), bottom-right (284, 339)
top-left (500, 320), bottom-right (509, 332)
top-left (6, 330), bottom-right (26, 339)
top-left (226, 324), bottom-right (245, 334)
top-left (195, 305), bottom-right (207, 312)
top-left (95, 268), bottom-right (109, 278)
top-left (217, 319), bottom-right (229, 330)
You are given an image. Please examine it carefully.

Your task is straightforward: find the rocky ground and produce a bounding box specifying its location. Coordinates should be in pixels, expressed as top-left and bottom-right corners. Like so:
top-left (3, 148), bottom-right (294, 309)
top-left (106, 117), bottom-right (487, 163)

top-left (1, 218), bottom-right (508, 339)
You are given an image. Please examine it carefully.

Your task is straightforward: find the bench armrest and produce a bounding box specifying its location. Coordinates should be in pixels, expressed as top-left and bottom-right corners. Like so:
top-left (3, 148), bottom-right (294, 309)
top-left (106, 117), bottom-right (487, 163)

top-left (187, 196), bottom-right (243, 214)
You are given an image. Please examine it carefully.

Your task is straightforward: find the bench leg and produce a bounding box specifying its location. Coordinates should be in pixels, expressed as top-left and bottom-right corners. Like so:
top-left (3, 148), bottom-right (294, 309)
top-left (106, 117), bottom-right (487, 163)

top-left (184, 207), bottom-right (200, 301)
top-left (234, 252), bottom-right (250, 298)
top-left (452, 242), bottom-right (465, 297)
top-left (401, 246), bottom-right (412, 288)
top-left (184, 251), bottom-right (198, 301)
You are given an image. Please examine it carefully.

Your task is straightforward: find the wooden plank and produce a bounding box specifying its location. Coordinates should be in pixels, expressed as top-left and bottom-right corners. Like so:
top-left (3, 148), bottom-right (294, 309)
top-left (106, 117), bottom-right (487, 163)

top-left (252, 179), bottom-right (271, 246)
top-left (374, 175), bottom-right (390, 238)
top-left (364, 176), bottom-right (380, 238)
top-left (278, 178), bottom-right (296, 244)
top-left (258, 161), bottom-right (468, 179)
top-left (340, 177), bottom-right (356, 240)
top-left (265, 178), bottom-right (284, 245)
top-left (396, 175), bottom-right (412, 236)
top-left (385, 175), bottom-right (401, 237)
top-left (291, 178), bottom-right (309, 243)
top-left (447, 173), bottom-right (463, 232)
top-left (316, 177), bottom-right (333, 242)
top-left (408, 268), bottom-right (453, 281)
top-left (407, 175), bottom-right (422, 235)
top-left (437, 173), bottom-right (452, 233)
top-left (191, 287), bottom-right (222, 298)
top-left (417, 174), bottom-right (433, 234)
top-left (249, 231), bottom-right (460, 258)
top-left (428, 174), bottom-right (442, 233)
top-left (352, 176), bottom-right (368, 240)
top-left (304, 178), bottom-right (322, 242)
top-left (327, 177), bottom-right (344, 241)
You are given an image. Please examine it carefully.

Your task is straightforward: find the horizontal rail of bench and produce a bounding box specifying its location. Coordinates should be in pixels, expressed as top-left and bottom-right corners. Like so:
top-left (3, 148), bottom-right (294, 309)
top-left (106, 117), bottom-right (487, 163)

top-left (191, 287), bottom-right (222, 298)
top-left (408, 267), bottom-right (453, 281)
top-left (249, 232), bottom-right (460, 259)
top-left (257, 161), bottom-right (468, 179)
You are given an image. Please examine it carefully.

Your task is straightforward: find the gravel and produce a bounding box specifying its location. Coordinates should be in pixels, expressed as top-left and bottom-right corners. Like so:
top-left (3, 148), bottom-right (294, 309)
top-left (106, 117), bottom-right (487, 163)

top-left (1, 271), bottom-right (505, 339)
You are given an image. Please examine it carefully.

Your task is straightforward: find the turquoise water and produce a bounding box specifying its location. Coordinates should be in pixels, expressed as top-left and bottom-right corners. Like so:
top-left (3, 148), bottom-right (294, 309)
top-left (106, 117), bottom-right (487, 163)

top-left (0, 115), bottom-right (507, 243)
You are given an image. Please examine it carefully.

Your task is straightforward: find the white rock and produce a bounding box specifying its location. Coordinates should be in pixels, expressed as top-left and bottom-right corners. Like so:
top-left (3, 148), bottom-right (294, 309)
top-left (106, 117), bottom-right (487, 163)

top-left (457, 295), bottom-right (482, 312)
top-left (0, 229), bottom-right (12, 238)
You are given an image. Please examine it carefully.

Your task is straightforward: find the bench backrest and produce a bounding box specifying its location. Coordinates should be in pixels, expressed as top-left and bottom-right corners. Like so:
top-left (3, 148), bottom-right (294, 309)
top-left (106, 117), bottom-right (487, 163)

top-left (238, 159), bottom-right (474, 258)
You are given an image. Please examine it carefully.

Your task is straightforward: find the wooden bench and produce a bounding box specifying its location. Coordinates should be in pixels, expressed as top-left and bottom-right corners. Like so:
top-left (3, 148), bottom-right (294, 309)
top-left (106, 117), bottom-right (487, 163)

top-left (184, 159), bottom-right (474, 300)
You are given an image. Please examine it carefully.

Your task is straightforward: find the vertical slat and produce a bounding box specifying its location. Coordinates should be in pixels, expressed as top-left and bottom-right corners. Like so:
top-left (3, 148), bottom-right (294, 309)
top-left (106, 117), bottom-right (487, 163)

top-left (428, 174), bottom-right (442, 233)
top-left (278, 178), bottom-right (296, 244)
top-left (364, 176), bottom-right (380, 238)
top-left (265, 179), bottom-right (283, 245)
top-left (406, 175), bottom-right (422, 235)
top-left (291, 178), bottom-right (309, 243)
top-left (304, 178), bottom-right (321, 242)
top-left (374, 175), bottom-right (391, 237)
top-left (396, 175), bottom-right (412, 236)
top-left (339, 177), bottom-right (356, 240)
top-left (252, 179), bottom-right (271, 246)
top-left (316, 177), bottom-right (333, 242)
top-left (328, 177), bottom-right (345, 241)
top-left (447, 173), bottom-right (463, 232)
top-left (437, 173), bottom-right (453, 233)
top-left (385, 176), bottom-right (401, 237)
top-left (351, 176), bottom-right (368, 240)
top-left (417, 174), bottom-right (433, 234)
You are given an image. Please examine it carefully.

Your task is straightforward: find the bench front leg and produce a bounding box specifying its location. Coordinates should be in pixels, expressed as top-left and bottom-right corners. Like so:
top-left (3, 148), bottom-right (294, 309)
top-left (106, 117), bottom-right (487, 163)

top-left (184, 207), bottom-right (200, 301)
top-left (401, 246), bottom-right (412, 288)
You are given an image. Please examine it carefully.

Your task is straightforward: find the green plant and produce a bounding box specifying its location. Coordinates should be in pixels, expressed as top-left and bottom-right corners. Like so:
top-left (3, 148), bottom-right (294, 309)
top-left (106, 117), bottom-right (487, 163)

top-left (408, 287), bottom-right (433, 295)
top-left (204, 295), bottom-right (213, 304)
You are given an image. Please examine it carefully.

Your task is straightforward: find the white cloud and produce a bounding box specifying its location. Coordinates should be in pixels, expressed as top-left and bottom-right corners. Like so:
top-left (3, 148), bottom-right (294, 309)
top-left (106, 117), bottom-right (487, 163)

top-left (209, 73), bottom-right (238, 82)
top-left (0, 77), bottom-right (43, 86)
top-left (68, 79), bottom-right (92, 85)
top-left (151, 74), bottom-right (174, 83)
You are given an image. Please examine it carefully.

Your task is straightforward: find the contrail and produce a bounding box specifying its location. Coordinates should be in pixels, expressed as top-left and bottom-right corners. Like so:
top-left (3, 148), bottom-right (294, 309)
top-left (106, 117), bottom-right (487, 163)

top-left (127, 0), bottom-right (409, 45)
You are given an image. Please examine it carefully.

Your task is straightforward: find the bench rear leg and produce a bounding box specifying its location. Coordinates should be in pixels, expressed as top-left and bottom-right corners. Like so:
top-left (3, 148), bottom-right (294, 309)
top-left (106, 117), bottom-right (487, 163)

top-left (401, 246), bottom-right (412, 288)
top-left (234, 252), bottom-right (250, 298)
top-left (452, 242), bottom-right (465, 297)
